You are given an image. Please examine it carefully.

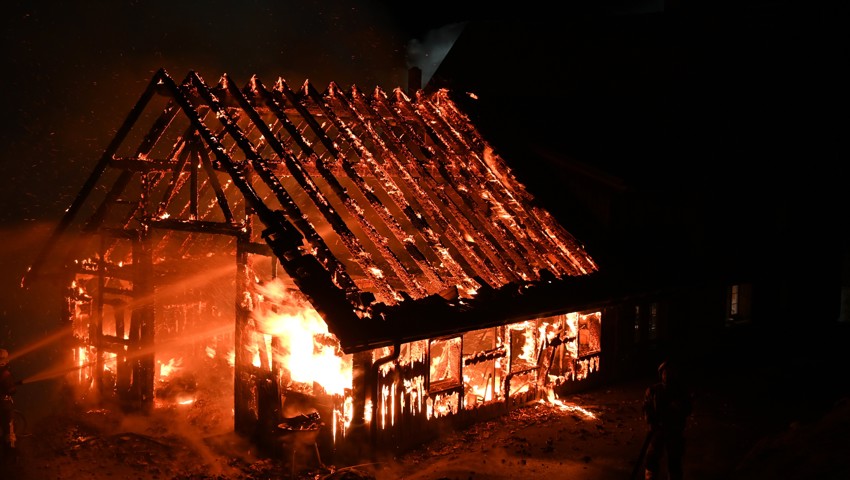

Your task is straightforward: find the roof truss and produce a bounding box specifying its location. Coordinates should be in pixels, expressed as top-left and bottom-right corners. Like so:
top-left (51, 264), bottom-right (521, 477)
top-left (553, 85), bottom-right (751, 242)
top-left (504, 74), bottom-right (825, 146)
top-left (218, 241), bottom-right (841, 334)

top-left (27, 68), bottom-right (598, 351)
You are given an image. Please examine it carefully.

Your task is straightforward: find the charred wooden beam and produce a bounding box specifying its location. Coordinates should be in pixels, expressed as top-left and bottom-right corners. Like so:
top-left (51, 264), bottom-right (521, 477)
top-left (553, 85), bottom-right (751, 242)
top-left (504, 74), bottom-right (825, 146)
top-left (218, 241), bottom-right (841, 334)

top-left (241, 76), bottom-right (364, 297)
top-left (308, 82), bottom-right (438, 295)
top-left (332, 85), bottom-right (468, 286)
top-left (391, 89), bottom-right (531, 282)
top-left (372, 89), bottom-right (509, 287)
top-left (349, 87), bottom-right (490, 289)
top-left (195, 136), bottom-right (235, 222)
top-left (153, 136), bottom-right (195, 216)
top-left (336, 272), bottom-right (614, 353)
top-left (102, 286), bottom-right (134, 297)
top-left (97, 227), bottom-right (140, 239)
top-left (264, 76), bottom-right (402, 302)
top-left (130, 234), bottom-right (155, 413)
top-left (99, 334), bottom-right (130, 350)
top-left (242, 241), bottom-right (273, 256)
top-left (463, 346), bottom-right (507, 366)
top-left (71, 260), bottom-right (135, 281)
top-left (148, 218), bottom-right (244, 236)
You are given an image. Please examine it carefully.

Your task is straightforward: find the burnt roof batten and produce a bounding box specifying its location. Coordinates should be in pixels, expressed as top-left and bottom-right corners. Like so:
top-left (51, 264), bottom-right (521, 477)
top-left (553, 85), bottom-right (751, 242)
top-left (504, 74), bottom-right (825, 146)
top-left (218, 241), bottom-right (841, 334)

top-left (153, 133), bottom-right (196, 219)
top-left (370, 90), bottom-right (506, 288)
top-left (280, 79), bottom-right (426, 299)
top-left (224, 75), bottom-right (363, 297)
top-left (418, 97), bottom-right (564, 276)
top-left (395, 91), bottom-right (534, 281)
top-left (433, 93), bottom-right (597, 274)
top-left (424, 96), bottom-right (585, 276)
top-left (135, 100), bottom-right (183, 161)
top-left (354, 88), bottom-right (501, 288)
top-left (311, 82), bottom-right (446, 293)
top-left (266, 78), bottom-right (402, 302)
top-left (333, 85), bottom-right (471, 287)
top-left (379, 90), bottom-right (517, 285)
top-left (299, 83), bottom-right (427, 298)
top-left (196, 144), bottom-right (235, 221)
top-left (171, 75), bottom-right (268, 215)
top-left (259, 78), bottom-right (400, 302)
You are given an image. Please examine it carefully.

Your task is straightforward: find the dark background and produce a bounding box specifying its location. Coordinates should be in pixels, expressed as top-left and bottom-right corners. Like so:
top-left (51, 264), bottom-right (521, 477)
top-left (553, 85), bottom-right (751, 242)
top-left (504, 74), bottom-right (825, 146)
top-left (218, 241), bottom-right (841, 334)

top-left (1, 0), bottom-right (846, 418)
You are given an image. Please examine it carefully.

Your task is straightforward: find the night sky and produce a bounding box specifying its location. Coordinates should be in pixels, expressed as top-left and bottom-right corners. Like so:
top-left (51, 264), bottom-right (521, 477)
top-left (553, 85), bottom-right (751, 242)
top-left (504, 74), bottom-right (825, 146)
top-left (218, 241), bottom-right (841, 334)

top-left (0, 0), bottom-right (682, 225)
top-left (1, 0), bottom-right (846, 415)
top-left (4, 1), bottom-right (843, 224)
top-left (2, 1), bottom-right (417, 224)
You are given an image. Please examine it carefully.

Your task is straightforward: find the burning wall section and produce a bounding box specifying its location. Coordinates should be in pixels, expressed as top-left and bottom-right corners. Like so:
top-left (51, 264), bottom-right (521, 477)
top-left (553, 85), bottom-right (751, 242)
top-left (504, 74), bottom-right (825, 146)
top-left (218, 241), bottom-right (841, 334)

top-left (63, 256), bottom-right (601, 459)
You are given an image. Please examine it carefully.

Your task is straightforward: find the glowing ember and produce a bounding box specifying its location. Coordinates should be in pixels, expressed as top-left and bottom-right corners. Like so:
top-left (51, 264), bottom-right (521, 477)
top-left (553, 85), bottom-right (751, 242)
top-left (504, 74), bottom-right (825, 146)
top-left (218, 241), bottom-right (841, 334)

top-left (158, 357), bottom-right (183, 379)
top-left (204, 346), bottom-right (235, 367)
top-left (543, 388), bottom-right (597, 420)
top-left (364, 399), bottom-right (373, 425)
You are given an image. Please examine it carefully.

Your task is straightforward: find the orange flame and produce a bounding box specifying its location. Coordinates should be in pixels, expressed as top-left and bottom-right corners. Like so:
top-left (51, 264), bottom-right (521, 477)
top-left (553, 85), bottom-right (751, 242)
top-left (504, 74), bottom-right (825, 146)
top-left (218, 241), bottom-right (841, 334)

top-left (158, 357), bottom-right (183, 379)
top-left (252, 279), bottom-right (352, 396)
top-left (543, 387), bottom-right (597, 420)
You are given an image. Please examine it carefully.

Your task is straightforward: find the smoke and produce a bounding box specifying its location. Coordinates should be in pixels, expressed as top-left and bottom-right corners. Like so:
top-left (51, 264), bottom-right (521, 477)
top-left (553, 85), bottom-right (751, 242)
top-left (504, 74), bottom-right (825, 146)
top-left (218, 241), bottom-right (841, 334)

top-left (405, 22), bottom-right (466, 87)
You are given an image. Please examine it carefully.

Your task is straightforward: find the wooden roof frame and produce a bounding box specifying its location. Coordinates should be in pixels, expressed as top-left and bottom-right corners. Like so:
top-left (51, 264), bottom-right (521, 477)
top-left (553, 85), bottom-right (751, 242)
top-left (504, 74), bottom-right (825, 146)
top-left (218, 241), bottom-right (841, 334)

top-left (25, 68), bottom-right (601, 352)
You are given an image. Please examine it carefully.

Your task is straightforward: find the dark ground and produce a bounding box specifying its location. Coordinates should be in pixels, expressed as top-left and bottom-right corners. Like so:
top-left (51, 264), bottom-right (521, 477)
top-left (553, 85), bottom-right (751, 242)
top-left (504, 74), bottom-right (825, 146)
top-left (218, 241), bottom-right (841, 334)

top-left (2, 323), bottom-right (849, 480)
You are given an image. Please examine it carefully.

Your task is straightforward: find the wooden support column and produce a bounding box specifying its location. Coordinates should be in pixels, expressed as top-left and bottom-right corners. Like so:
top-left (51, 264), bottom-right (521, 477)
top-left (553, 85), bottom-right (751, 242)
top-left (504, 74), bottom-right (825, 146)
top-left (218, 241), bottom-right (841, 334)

top-left (190, 145), bottom-right (199, 219)
top-left (93, 235), bottom-right (106, 402)
top-left (61, 273), bottom-right (79, 390)
top-left (234, 215), bottom-right (255, 435)
top-left (114, 301), bottom-right (132, 405)
top-left (350, 350), bottom-right (371, 437)
top-left (131, 230), bottom-right (156, 413)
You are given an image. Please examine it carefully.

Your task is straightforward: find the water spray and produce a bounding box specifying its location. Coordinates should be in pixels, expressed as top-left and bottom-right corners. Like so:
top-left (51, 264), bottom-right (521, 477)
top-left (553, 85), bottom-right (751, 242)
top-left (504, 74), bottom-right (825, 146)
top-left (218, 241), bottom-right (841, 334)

top-left (9, 262), bottom-right (236, 385)
top-left (7, 325), bottom-right (74, 363)
top-left (17, 321), bottom-right (234, 386)
top-left (20, 360), bottom-right (96, 385)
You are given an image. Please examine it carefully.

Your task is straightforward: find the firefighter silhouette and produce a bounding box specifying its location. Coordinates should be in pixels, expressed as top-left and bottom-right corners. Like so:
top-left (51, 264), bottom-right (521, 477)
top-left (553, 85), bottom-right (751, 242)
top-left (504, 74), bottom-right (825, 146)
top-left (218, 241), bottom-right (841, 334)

top-left (0, 348), bottom-right (19, 461)
top-left (643, 360), bottom-right (693, 480)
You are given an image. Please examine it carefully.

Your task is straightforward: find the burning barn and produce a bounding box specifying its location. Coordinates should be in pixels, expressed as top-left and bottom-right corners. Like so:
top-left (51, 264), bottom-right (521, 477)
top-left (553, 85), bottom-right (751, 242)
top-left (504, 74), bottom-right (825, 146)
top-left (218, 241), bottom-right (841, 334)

top-left (25, 68), bottom-right (608, 462)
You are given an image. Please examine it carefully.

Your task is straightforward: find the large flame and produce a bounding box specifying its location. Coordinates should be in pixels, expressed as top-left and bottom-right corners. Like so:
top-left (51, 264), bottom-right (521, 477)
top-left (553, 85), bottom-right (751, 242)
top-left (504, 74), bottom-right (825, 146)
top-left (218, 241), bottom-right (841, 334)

top-left (252, 278), bottom-right (352, 396)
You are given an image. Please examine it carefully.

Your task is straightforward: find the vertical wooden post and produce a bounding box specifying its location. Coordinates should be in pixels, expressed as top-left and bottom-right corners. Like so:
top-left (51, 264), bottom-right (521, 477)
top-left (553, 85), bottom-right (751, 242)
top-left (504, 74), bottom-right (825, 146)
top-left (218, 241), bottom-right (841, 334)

top-left (351, 350), bottom-right (371, 436)
top-left (131, 228), bottom-right (155, 413)
top-left (140, 236), bottom-right (156, 413)
top-left (93, 235), bottom-right (106, 402)
top-left (190, 144), bottom-right (199, 219)
top-left (115, 301), bottom-right (132, 406)
top-left (61, 275), bottom-right (78, 393)
top-left (234, 192), bottom-right (255, 435)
